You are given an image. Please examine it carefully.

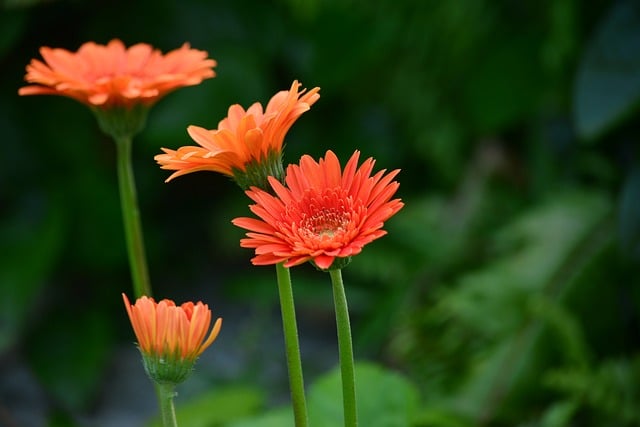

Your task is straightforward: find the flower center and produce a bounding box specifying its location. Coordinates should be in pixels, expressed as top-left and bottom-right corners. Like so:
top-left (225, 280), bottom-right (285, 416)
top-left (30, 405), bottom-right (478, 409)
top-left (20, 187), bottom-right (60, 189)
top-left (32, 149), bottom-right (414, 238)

top-left (300, 208), bottom-right (349, 240)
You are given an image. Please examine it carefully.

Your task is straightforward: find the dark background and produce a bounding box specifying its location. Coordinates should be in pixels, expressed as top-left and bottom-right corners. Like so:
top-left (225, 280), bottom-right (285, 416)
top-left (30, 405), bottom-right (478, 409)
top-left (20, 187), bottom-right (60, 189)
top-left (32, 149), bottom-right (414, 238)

top-left (2, 0), bottom-right (640, 426)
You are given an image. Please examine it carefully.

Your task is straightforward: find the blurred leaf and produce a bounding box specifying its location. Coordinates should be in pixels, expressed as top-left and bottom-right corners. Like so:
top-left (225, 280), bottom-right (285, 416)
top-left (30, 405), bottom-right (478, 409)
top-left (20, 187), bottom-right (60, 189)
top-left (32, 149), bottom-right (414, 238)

top-left (280, 0), bottom-right (321, 21)
top-left (538, 399), bottom-right (579, 427)
top-left (411, 407), bottom-right (470, 427)
top-left (573, 0), bottom-right (640, 140)
top-left (464, 35), bottom-right (545, 134)
top-left (618, 166), bottom-right (640, 260)
top-left (541, 0), bottom-right (578, 77)
top-left (528, 295), bottom-right (590, 370)
top-left (227, 407), bottom-right (293, 427)
top-left (368, 194), bottom-right (475, 280)
top-left (436, 191), bottom-right (610, 341)
top-left (544, 357), bottom-right (640, 425)
top-left (308, 362), bottom-right (419, 427)
top-left (25, 305), bottom-right (114, 411)
top-left (0, 195), bottom-right (65, 352)
top-left (229, 362), bottom-right (419, 427)
top-left (147, 386), bottom-right (265, 427)
top-left (48, 410), bottom-right (79, 427)
top-left (309, 7), bottom-right (390, 89)
top-left (428, 191), bottom-right (611, 422)
top-left (28, 99), bottom-right (127, 271)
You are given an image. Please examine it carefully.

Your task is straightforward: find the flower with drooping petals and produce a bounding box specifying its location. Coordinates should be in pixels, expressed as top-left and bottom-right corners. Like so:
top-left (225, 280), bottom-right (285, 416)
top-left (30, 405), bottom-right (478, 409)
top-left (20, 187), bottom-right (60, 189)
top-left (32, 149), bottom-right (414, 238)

top-left (19, 39), bottom-right (216, 138)
top-left (232, 150), bottom-right (404, 270)
top-left (122, 293), bottom-right (222, 385)
top-left (155, 80), bottom-right (320, 190)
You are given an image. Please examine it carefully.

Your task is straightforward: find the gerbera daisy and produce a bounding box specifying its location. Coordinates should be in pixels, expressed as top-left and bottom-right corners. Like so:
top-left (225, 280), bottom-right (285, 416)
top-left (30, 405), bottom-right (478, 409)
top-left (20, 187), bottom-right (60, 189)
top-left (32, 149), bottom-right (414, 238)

top-left (19, 39), bottom-right (216, 139)
top-left (232, 150), bottom-right (404, 270)
top-left (123, 294), bottom-right (222, 385)
top-left (19, 39), bottom-right (216, 108)
top-left (155, 80), bottom-right (320, 190)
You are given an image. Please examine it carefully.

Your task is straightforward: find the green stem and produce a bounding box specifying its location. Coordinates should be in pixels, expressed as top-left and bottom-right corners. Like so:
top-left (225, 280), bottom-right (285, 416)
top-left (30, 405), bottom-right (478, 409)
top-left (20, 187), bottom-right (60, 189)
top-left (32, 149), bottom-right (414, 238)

top-left (157, 383), bottom-right (179, 427)
top-left (275, 263), bottom-right (309, 427)
top-left (329, 268), bottom-right (357, 427)
top-left (114, 135), bottom-right (152, 298)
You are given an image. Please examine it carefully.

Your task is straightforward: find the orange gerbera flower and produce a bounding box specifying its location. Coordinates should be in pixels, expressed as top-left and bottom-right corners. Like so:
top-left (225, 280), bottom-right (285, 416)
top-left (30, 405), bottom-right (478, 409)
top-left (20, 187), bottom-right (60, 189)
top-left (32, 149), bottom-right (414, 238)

top-left (155, 80), bottom-right (320, 190)
top-left (123, 294), bottom-right (222, 384)
top-left (19, 39), bottom-right (216, 109)
top-left (232, 150), bottom-right (404, 270)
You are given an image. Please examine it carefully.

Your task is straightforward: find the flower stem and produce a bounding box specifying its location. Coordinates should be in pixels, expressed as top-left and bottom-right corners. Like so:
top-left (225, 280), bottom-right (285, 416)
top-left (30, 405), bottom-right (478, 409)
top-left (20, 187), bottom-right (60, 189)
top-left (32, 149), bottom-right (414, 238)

top-left (157, 383), bottom-right (179, 427)
top-left (275, 263), bottom-right (309, 427)
top-left (114, 135), bottom-right (152, 298)
top-left (329, 268), bottom-right (357, 427)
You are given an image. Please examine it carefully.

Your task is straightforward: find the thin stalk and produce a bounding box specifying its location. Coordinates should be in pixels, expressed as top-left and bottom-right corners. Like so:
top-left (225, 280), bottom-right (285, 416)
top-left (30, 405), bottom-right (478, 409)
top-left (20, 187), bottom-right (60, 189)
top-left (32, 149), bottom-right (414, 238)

top-left (329, 268), bottom-right (357, 427)
top-left (157, 383), bottom-right (178, 427)
top-left (115, 135), bottom-right (152, 298)
top-left (275, 263), bottom-right (309, 427)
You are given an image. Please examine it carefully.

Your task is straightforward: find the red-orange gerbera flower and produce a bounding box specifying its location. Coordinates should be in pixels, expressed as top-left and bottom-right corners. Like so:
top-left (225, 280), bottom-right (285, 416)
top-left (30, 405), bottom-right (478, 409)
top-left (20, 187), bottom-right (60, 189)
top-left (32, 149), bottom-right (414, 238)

top-left (19, 39), bottom-right (216, 108)
top-left (232, 150), bottom-right (404, 270)
top-left (155, 80), bottom-right (320, 190)
top-left (123, 294), bottom-right (222, 384)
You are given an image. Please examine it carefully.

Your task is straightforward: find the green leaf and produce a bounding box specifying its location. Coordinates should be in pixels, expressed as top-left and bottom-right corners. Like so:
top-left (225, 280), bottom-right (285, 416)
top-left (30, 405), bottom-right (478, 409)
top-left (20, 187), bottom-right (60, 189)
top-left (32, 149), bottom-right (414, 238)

top-left (573, 0), bottom-right (640, 140)
top-left (308, 362), bottom-right (419, 427)
top-left (438, 191), bottom-right (611, 338)
top-left (228, 362), bottom-right (420, 427)
top-left (432, 191), bottom-right (612, 421)
top-left (538, 399), bottom-right (579, 427)
top-left (544, 358), bottom-right (640, 425)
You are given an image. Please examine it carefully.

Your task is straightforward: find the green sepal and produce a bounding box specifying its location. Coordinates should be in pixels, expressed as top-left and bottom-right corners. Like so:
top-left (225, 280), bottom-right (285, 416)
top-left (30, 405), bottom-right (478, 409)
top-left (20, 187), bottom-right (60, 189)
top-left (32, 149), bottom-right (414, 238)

top-left (231, 149), bottom-right (285, 192)
top-left (140, 349), bottom-right (197, 387)
top-left (92, 103), bottom-right (150, 140)
top-left (312, 256), bottom-right (352, 272)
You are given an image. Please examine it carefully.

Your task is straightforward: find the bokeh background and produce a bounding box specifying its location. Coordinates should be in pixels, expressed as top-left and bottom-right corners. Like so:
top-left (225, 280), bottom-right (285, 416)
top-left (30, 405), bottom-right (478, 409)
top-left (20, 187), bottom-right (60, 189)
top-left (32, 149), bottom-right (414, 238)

top-left (2, 0), bottom-right (640, 426)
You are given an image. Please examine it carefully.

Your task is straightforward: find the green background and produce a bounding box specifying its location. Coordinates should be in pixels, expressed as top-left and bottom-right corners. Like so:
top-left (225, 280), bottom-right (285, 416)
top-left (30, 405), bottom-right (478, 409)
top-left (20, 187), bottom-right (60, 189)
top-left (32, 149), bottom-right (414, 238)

top-left (2, 0), bottom-right (640, 426)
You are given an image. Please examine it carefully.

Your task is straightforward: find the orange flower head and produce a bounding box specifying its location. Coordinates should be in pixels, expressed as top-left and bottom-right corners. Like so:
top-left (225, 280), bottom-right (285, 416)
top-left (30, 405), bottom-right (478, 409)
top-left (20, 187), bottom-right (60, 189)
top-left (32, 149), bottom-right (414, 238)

top-left (19, 39), bottom-right (216, 139)
top-left (155, 80), bottom-right (320, 190)
top-left (122, 293), bottom-right (222, 385)
top-left (232, 150), bottom-right (404, 270)
top-left (19, 39), bottom-right (216, 109)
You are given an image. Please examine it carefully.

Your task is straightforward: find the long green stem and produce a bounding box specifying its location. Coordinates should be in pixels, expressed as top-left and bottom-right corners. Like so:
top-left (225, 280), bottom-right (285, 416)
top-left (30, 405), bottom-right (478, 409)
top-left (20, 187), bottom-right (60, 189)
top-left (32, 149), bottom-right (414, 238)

top-left (329, 268), bottom-right (357, 427)
top-left (275, 263), bottom-right (309, 427)
top-left (157, 383), bottom-right (178, 427)
top-left (115, 135), bottom-right (152, 298)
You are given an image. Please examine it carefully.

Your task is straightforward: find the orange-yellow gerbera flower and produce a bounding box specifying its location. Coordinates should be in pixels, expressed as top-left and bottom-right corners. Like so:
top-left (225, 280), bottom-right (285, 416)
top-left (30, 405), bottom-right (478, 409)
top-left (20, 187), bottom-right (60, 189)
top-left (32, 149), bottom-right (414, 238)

top-left (232, 150), bottom-right (404, 270)
top-left (123, 293), bottom-right (222, 385)
top-left (155, 80), bottom-right (320, 190)
top-left (19, 39), bottom-right (216, 108)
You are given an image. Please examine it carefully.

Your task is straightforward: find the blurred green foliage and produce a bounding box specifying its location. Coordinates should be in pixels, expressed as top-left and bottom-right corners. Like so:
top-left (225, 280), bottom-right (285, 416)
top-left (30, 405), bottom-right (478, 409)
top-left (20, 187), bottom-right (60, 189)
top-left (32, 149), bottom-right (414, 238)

top-left (226, 362), bottom-right (419, 427)
top-left (2, 0), bottom-right (640, 426)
